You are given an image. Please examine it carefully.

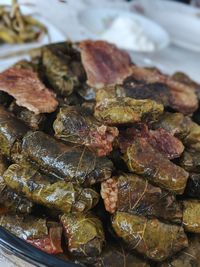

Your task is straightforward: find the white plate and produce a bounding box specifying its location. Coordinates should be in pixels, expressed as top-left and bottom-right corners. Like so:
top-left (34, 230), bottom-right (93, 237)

top-left (78, 7), bottom-right (170, 52)
top-left (132, 0), bottom-right (200, 52)
top-left (0, 5), bottom-right (65, 71)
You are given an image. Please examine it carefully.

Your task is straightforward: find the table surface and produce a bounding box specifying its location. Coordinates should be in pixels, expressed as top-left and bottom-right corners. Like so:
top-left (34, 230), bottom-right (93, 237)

top-left (0, 0), bottom-right (199, 266)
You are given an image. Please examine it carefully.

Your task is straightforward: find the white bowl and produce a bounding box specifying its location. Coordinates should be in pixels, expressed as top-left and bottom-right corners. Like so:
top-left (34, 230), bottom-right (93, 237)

top-left (78, 7), bottom-right (170, 52)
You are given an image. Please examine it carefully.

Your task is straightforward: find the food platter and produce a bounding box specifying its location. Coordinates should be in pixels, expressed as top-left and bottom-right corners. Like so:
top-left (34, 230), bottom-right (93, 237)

top-left (0, 39), bottom-right (199, 267)
top-left (0, 1), bottom-right (200, 267)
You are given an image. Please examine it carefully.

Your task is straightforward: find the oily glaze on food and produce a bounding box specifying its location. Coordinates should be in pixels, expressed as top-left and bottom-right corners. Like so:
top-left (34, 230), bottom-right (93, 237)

top-left (0, 40), bottom-right (200, 266)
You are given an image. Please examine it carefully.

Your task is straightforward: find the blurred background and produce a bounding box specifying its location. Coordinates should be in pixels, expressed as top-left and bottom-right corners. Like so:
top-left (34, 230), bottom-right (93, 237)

top-left (0, 0), bottom-right (200, 82)
top-left (0, 0), bottom-right (200, 266)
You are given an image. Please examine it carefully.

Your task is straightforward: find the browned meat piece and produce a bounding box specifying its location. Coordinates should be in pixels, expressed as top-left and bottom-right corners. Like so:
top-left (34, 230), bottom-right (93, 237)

top-left (118, 126), bottom-right (184, 159)
top-left (95, 82), bottom-right (170, 107)
top-left (124, 137), bottom-right (189, 194)
top-left (0, 68), bottom-right (58, 114)
top-left (131, 66), bottom-right (164, 83)
top-left (93, 62), bottom-right (197, 115)
top-left (149, 128), bottom-right (184, 159)
top-left (118, 127), bottom-right (145, 153)
top-left (130, 66), bottom-right (198, 115)
top-left (123, 76), bottom-right (171, 106)
top-left (168, 79), bottom-right (198, 115)
top-left (79, 40), bottom-right (132, 88)
top-left (153, 112), bottom-right (200, 152)
top-left (27, 225), bottom-right (63, 254)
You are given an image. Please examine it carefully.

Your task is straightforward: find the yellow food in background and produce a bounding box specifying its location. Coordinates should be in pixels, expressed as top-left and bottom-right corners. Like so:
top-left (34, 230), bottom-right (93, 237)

top-left (0, 0), bottom-right (47, 44)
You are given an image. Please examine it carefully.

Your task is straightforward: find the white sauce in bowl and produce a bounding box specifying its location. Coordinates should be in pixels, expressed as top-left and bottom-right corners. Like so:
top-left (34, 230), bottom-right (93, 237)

top-left (100, 16), bottom-right (156, 52)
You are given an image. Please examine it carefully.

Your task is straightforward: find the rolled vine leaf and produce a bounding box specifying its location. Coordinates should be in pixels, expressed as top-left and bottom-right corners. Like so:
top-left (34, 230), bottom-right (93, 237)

top-left (124, 137), bottom-right (189, 194)
top-left (112, 212), bottom-right (188, 262)
top-left (22, 131), bottom-right (113, 185)
top-left (61, 212), bottom-right (105, 258)
top-left (101, 173), bottom-right (182, 223)
top-left (3, 163), bottom-right (99, 213)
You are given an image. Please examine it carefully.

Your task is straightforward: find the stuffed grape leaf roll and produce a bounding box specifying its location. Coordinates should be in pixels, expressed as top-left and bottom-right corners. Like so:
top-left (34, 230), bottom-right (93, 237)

top-left (112, 212), bottom-right (188, 262)
top-left (53, 106), bottom-right (118, 157)
top-left (3, 163), bottom-right (99, 213)
top-left (159, 235), bottom-right (200, 267)
top-left (0, 215), bottom-right (63, 254)
top-left (101, 174), bottom-right (182, 223)
top-left (183, 120), bottom-right (200, 152)
top-left (94, 97), bottom-right (164, 125)
top-left (118, 126), bottom-right (184, 159)
top-left (0, 176), bottom-right (34, 214)
top-left (0, 156), bottom-right (33, 214)
top-left (0, 106), bottom-right (28, 160)
top-left (61, 213), bottom-right (105, 258)
top-left (22, 131), bottom-right (113, 185)
top-left (172, 71), bottom-right (200, 99)
top-left (180, 150), bottom-right (200, 172)
top-left (123, 138), bottom-right (189, 194)
top-left (41, 42), bottom-right (84, 96)
top-left (183, 200), bottom-right (200, 233)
